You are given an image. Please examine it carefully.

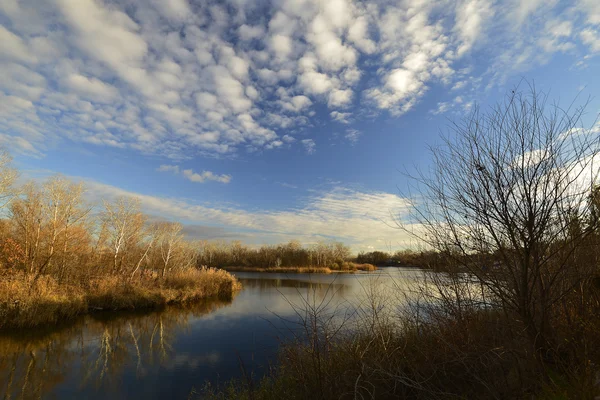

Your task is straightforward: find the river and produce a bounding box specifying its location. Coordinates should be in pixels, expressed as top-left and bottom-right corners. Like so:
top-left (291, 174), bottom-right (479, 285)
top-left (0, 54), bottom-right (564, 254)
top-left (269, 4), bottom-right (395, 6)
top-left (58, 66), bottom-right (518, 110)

top-left (0, 268), bottom-right (425, 399)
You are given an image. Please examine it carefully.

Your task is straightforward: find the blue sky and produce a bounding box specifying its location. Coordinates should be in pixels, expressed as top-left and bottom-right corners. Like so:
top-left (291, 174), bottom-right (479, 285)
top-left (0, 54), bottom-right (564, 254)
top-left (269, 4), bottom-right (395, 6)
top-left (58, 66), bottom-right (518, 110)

top-left (1, 0), bottom-right (599, 251)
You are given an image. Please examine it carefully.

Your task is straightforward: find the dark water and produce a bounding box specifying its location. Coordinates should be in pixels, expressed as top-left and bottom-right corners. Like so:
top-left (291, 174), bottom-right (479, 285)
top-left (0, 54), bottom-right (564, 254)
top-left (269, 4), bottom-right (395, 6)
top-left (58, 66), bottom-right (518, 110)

top-left (0, 268), bottom-right (424, 399)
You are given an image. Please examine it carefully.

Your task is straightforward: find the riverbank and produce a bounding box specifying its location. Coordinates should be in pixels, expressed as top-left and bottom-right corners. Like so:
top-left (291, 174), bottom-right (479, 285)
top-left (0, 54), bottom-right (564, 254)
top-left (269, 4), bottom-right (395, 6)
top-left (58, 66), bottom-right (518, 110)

top-left (0, 268), bottom-right (241, 331)
top-left (202, 306), bottom-right (600, 400)
top-left (222, 262), bottom-right (377, 274)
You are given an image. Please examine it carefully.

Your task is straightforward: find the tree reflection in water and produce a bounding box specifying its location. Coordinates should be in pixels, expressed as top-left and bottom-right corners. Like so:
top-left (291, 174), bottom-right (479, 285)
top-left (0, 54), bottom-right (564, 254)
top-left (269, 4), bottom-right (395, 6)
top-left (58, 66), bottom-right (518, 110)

top-left (0, 298), bottom-right (233, 400)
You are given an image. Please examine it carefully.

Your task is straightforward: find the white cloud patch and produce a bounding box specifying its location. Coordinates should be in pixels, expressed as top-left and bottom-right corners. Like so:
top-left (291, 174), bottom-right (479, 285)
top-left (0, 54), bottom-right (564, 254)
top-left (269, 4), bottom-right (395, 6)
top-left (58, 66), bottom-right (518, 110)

top-left (331, 111), bottom-right (352, 124)
top-left (157, 164), bottom-right (231, 184)
top-left (0, 25), bottom-right (38, 64)
top-left (345, 129), bottom-right (361, 143)
top-left (0, 0), bottom-right (599, 157)
top-left (301, 138), bottom-right (316, 154)
top-left (62, 74), bottom-right (118, 103)
top-left (182, 169), bottom-right (232, 184)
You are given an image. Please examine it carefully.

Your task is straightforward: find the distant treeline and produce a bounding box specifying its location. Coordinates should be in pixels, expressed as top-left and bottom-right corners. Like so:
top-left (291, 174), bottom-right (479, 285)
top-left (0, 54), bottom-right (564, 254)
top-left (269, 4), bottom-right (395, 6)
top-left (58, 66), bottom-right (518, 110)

top-left (197, 240), bottom-right (374, 271)
top-left (355, 249), bottom-right (443, 268)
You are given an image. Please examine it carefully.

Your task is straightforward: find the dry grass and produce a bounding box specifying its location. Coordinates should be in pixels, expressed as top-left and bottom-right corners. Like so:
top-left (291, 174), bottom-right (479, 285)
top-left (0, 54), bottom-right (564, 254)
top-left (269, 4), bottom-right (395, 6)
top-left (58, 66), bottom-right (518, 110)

top-left (0, 273), bottom-right (87, 330)
top-left (223, 266), bottom-right (333, 273)
top-left (223, 263), bottom-right (377, 274)
top-left (0, 268), bottom-right (241, 330)
top-left (202, 272), bottom-right (600, 400)
top-left (350, 262), bottom-right (378, 271)
top-left (203, 308), bottom-right (600, 400)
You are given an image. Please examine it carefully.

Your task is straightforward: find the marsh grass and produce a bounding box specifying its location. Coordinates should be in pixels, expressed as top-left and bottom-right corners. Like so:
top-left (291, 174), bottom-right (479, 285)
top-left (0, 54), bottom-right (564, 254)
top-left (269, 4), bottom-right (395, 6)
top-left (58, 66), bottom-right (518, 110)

top-left (223, 262), bottom-right (377, 274)
top-left (201, 270), bottom-right (600, 400)
top-left (0, 268), bottom-right (241, 330)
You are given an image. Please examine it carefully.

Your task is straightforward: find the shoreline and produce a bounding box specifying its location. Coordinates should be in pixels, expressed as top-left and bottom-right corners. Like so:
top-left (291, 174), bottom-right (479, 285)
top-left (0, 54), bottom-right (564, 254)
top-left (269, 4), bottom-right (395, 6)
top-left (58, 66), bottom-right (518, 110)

top-left (221, 263), bottom-right (377, 274)
top-left (0, 268), bottom-right (241, 331)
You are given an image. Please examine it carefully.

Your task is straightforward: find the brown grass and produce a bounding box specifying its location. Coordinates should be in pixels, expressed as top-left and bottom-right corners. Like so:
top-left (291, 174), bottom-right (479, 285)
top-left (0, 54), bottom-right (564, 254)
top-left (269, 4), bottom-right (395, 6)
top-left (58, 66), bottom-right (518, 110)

top-left (203, 307), bottom-right (600, 400)
top-left (0, 268), bottom-right (241, 330)
top-left (222, 262), bottom-right (377, 274)
top-left (0, 274), bottom-right (87, 330)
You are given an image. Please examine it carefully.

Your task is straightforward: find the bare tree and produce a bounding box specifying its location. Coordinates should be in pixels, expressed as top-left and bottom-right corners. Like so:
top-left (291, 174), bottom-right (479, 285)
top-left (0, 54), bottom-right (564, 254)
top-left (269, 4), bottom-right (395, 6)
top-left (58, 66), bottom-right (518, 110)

top-left (403, 87), bottom-right (600, 359)
top-left (130, 222), bottom-right (159, 280)
top-left (0, 148), bottom-right (18, 210)
top-left (36, 176), bottom-right (89, 279)
top-left (156, 222), bottom-right (183, 277)
top-left (102, 197), bottom-right (145, 275)
top-left (9, 182), bottom-right (43, 273)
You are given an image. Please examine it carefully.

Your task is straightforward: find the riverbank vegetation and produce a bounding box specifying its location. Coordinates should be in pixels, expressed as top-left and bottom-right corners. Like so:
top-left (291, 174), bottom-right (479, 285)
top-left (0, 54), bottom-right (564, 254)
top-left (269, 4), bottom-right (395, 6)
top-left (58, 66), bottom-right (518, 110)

top-left (204, 88), bottom-right (600, 399)
top-left (355, 249), bottom-right (442, 268)
top-left (197, 240), bottom-right (376, 272)
top-left (0, 152), bottom-right (240, 330)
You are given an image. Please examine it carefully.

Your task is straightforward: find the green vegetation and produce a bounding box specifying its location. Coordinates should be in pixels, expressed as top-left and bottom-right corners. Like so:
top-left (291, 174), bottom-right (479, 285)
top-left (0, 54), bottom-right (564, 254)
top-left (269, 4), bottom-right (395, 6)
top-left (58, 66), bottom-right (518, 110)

top-left (0, 151), bottom-right (240, 330)
top-left (201, 88), bottom-right (600, 399)
top-left (197, 240), bottom-right (376, 272)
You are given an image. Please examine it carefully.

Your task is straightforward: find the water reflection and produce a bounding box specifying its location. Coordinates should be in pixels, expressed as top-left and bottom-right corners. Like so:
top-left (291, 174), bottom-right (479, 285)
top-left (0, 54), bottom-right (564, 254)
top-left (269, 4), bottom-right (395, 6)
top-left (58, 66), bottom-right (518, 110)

top-left (0, 268), bottom-right (426, 399)
top-left (239, 277), bottom-right (349, 292)
top-left (0, 300), bottom-right (232, 400)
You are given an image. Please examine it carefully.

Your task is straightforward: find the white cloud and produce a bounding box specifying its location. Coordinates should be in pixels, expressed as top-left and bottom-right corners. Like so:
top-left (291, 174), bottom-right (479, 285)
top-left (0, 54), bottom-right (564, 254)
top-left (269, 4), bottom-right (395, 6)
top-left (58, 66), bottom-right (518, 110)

top-left (287, 95), bottom-right (312, 112)
top-left (238, 24), bottom-right (265, 41)
top-left (150, 0), bottom-right (191, 22)
top-left (345, 128), bottom-right (361, 143)
top-left (454, 0), bottom-right (494, 57)
top-left (1, 0), bottom-right (599, 158)
top-left (328, 88), bottom-right (353, 107)
top-left (269, 34), bottom-right (294, 59)
top-left (0, 25), bottom-right (37, 64)
top-left (580, 0), bottom-right (600, 25)
top-left (330, 111), bottom-right (351, 124)
top-left (62, 74), bottom-right (118, 103)
top-left (56, 0), bottom-right (151, 93)
top-left (301, 138), bottom-right (316, 154)
top-left (157, 164), bottom-right (231, 184)
top-left (182, 169), bottom-right (232, 184)
top-left (348, 15), bottom-right (376, 54)
top-left (581, 28), bottom-right (600, 52)
top-left (157, 164), bottom-right (180, 173)
top-left (82, 178), bottom-right (416, 251)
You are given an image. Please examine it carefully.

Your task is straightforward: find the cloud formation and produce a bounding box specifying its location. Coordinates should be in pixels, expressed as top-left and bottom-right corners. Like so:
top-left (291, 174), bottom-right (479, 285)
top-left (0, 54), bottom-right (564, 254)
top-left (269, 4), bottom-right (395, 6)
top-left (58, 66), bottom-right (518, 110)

top-left (157, 164), bottom-right (232, 184)
top-left (82, 178), bottom-right (416, 251)
top-left (0, 0), bottom-right (598, 156)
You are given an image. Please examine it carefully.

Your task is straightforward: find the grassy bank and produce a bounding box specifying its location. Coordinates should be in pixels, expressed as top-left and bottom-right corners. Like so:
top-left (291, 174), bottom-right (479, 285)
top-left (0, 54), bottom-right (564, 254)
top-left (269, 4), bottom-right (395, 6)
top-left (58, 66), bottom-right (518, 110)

top-left (201, 265), bottom-right (600, 400)
top-left (202, 308), bottom-right (600, 400)
top-left (0, 268), bottom-right (241, 330)
top-left (222, 262), bottom-right (377, 274)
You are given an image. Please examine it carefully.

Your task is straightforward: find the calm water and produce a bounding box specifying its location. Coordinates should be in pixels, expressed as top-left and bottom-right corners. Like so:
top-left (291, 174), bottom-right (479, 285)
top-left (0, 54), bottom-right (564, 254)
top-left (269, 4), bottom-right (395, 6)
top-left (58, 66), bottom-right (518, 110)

top-left (0, 268), bottom-right (424, 399)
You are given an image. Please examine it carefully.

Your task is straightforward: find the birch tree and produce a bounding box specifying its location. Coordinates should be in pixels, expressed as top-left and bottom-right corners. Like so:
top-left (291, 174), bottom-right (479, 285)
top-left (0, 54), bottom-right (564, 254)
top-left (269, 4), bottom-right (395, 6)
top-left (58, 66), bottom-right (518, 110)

top-left (37, 176), bottom-right (89, 279)
top-left (102, 197), bottom-right (145, 275)
top-left (157, 222), bottom-right (183, 277)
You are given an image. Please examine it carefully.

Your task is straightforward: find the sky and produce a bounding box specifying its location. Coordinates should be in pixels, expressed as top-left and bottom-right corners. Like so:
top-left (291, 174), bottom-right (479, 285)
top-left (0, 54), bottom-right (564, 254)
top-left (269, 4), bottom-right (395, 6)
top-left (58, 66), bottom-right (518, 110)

top-left (1, 0), bottom-right (599, 252)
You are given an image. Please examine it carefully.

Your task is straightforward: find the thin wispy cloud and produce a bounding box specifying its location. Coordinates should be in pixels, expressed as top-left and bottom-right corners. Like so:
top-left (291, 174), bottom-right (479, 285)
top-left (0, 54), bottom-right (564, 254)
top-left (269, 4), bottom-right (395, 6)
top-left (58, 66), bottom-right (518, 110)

top-left (82, 178), bottom-right (416, 251)
top-left (157, 164), bottom-right (232, 184)
top-left (345, 129), bottom-right (361, 144)
top-left (301, 139), bottom-right (316, 154)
